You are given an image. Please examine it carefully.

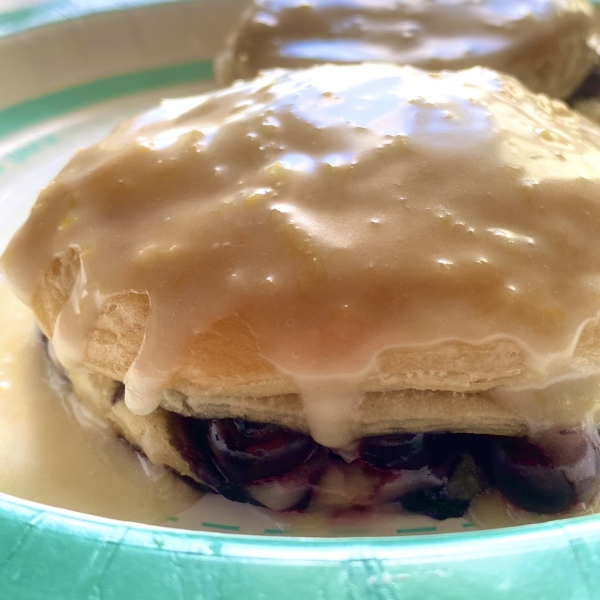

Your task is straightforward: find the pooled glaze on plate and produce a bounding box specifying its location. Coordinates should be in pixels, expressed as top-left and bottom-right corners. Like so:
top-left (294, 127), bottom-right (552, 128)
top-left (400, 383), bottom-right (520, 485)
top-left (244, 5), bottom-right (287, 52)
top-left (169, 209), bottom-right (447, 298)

top-left (0, 278), bottom-right (198, 522)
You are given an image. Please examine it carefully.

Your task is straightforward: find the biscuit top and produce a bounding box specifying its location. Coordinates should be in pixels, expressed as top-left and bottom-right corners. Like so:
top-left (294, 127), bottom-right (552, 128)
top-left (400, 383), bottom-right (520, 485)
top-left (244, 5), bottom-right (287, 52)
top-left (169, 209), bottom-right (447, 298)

top-left (218, 0), bottom-right (593, 96)
top-left (4, 64), bottom-right (600, 445)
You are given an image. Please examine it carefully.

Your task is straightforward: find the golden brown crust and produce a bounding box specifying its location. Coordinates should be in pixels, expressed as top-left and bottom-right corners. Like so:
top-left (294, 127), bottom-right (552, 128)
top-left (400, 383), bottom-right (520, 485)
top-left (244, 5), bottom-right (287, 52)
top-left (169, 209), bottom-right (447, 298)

top-left (33, 248), bottom-right (600, 403)
top-left (65, 362), bottom-right (600, 451)
top-left (160, 386), bottom-right (530, 438)
top-left (482, 19), bottom-right (596, 99)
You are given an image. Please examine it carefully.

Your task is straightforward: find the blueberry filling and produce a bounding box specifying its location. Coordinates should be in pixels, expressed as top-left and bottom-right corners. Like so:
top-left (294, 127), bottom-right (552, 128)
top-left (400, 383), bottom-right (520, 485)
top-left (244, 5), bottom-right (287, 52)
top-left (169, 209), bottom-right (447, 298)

top-left (400, 487), bottom-right (470, 520)
top-left (207, 419), bottom-right (318, 484)
top-left (40, 334), bottom-right (600, 519)
top-left (569, 63), bottom-right (600, 103)
top-left (481, 427), bottom-right (600, 514)
top-left (358, 433), bottom-right (480, 517)
top-left (173, 419), bottom-right (600, 518)
top-left (359, 432), bottom-right (467, 471)
top-left (360, 433), bottom-right (440, 470)
top-left (172, 416), bottom-right (328, 510)
top-left (170, 418), bottom-right (247, 503)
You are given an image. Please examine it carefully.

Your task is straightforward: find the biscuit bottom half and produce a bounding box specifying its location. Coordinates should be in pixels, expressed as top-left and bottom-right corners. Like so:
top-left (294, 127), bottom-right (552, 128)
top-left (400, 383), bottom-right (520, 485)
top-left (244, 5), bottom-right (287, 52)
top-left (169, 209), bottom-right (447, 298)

top-left (43, 336), bottom-right (600, 521)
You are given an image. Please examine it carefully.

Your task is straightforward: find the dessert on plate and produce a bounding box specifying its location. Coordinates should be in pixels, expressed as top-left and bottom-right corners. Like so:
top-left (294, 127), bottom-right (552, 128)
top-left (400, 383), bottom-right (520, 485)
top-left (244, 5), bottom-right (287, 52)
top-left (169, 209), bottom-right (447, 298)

top-left (216, 0), bottom-right (596, 100)
top-left (4, 63), bottom-right (600, 519)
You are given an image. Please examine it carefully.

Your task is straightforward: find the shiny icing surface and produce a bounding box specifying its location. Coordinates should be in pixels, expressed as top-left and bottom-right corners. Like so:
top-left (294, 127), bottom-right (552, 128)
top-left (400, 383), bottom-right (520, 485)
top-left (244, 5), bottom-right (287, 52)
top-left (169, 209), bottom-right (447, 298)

top-left (4, 64), bottom-right (600, 446)
top-left (220, 0), bottom-right (593, 93)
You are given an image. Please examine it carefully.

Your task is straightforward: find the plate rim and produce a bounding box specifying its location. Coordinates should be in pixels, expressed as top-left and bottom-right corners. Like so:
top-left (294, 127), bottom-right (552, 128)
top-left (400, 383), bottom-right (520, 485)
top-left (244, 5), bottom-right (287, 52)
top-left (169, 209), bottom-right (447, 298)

top-left (2, 2), bottom-right (600, 597)
top-left (0, 0), bottom-right (197, 37)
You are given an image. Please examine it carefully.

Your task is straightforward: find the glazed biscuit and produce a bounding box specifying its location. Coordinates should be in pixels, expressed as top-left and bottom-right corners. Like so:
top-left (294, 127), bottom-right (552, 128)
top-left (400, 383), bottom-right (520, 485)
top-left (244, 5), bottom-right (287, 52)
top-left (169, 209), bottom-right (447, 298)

top-left (216, 0), bottom-right (596, 99)
top-left (6, 65), bottom-right (600, 515)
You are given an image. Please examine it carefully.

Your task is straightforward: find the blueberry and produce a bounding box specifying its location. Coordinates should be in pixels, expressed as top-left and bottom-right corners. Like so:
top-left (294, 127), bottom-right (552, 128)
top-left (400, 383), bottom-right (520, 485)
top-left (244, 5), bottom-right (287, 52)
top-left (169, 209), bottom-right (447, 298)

top-left (170, 418), bottom-right (239, 497)
top-left (396, 452), bottom-right (484, 520)
top-left (207, 419), bottom-right (317, 484)
top-left (484, 426), bottom-right (600, 514)
top-left (246, 446), bottom-right (329, 511)
top-left (360, 432), bottom-right (465, 470)
top-left (571, 64), bottom-right (600, 101)
top-left (400, 487), bottom-right (470, 520)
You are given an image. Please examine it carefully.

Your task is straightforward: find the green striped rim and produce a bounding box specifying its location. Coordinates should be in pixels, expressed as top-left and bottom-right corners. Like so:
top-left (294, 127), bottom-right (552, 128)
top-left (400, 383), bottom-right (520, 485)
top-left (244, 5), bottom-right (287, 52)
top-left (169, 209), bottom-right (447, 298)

top-left (0, 0), bottom-right (194, 37)
top-left (201, 522), bottom-right (241, 532)
top-left (0, 59), bottom-right (212, 139)
top-left (1, 4), bottom-right (600, 598)
top-left (396, 526), bottom-right (437, 534)
top-left (264, 528), bottom-right (287, 535)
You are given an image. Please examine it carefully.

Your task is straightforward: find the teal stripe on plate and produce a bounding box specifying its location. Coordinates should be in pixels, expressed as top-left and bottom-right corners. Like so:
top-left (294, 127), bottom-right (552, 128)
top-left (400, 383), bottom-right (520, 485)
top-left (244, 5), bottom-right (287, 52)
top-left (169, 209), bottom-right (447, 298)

top-left (396, 526), bottom-right (437, 535)
top-left (263, 529), bottom-right (286, 535)
top-left (0, 0), bottom-right (195, 37)
top-left (201, 522), bottom-right (240, 532)
top-left (0, 60), bottom-right (212, 139)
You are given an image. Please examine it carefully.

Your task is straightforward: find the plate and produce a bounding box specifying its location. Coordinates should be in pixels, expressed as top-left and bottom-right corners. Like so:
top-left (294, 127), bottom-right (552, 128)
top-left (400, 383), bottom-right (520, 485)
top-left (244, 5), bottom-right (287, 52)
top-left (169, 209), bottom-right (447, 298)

top-left (1, 1), bottom-right (600, 598)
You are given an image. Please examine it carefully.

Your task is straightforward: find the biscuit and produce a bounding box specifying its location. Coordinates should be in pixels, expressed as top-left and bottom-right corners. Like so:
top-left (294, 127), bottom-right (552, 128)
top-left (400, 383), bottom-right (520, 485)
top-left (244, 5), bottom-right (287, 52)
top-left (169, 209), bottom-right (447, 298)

top-left (6, 65), bottom-right (600, 515)
top-left (216, 0), bottom-right (596, 99)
